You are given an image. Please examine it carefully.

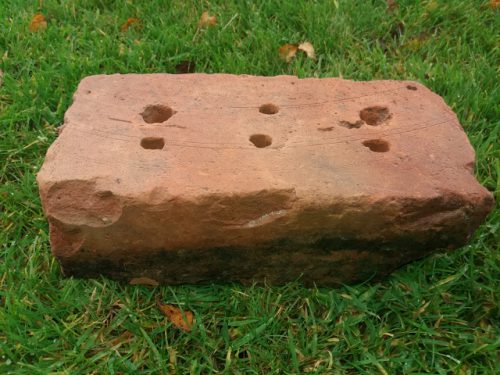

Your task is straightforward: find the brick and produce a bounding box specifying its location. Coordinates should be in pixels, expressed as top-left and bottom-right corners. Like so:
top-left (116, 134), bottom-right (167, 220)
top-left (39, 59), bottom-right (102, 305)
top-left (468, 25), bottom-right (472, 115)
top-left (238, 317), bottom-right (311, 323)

top-left (37, 74), bottom-right (494, 285)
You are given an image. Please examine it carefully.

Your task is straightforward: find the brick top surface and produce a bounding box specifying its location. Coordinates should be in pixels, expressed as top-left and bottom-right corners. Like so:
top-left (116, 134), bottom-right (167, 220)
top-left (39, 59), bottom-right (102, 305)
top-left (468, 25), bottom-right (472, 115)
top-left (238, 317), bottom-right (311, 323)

top-left (40, 73), bottom-right (483, 201)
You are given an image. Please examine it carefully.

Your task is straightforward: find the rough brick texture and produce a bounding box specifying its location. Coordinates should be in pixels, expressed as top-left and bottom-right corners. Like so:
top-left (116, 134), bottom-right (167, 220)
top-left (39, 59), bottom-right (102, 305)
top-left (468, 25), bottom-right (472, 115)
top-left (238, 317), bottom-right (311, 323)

top-left (37, 74), bottom-right (494, 285)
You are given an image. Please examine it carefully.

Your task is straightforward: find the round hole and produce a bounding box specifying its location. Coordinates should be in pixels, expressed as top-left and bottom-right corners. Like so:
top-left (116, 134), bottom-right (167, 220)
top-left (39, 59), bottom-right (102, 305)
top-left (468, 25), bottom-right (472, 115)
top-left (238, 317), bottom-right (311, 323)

top-left (141, 137), bottom-right (165, 150)
top-left (141, 105), bottom-right (174, 124)
top-left (259, 103), bottom-right (279, 115)
top-left (362, 139), bottom-right (390, 153)
top-left (359, 106), bottom-right (391, 126)
top-left (406, 85), bottom-right (417, 91)
top-left (249, 134), bottom-right (272, 148)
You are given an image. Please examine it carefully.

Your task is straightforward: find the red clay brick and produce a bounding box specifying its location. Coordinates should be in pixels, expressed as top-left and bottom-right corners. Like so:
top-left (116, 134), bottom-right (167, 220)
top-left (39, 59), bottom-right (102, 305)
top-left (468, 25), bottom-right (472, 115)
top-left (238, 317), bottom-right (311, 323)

top-left (37, 74), bottom-right (494, 285)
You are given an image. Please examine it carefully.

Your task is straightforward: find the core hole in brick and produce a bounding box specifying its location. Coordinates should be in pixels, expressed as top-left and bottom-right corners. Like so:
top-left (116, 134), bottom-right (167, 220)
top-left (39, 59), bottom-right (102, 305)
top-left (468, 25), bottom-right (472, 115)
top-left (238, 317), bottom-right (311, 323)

top-left (259, 103), bottom-right (279, 115)
top-left (362, 139), bottom-right (390, 153)
top-left (359, 106), bottom-right (391, 126)
top-left (249, 134), bottom-right (272, 148)
top-left (406, 85), bottom-right (417, 91)
top-left (141, 137), bottom-right (165, 150)
top-left (141, 105), bottom-right (174, 124)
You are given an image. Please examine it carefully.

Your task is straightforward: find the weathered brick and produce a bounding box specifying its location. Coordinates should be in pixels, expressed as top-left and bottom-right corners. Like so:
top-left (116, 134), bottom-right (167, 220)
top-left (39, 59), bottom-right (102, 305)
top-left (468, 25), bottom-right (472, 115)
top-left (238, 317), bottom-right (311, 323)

top-left (37, 74), bottom-right (494, 285)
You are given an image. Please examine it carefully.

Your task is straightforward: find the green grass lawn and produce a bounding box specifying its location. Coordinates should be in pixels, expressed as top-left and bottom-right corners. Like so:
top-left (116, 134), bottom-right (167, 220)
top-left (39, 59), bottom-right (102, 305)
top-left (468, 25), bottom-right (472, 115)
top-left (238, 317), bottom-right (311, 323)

top-left (1, 0), bottom-right (499, 373)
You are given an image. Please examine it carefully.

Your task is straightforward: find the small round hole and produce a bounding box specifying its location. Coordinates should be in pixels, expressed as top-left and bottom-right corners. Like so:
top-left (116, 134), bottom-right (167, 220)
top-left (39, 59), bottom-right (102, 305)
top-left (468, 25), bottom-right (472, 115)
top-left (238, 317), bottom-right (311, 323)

top-left (141, 105), bottom-right (174, 124)
top-left (141, 137), bottom-right (165, 150)
top-left (362, 139), bottom-right (390, 153)
top-left (359, 106), bottom-right (391, 126)
top-left (249, 134), bottom-right (272, 148)
top-left (406, 85), bottom-right (417, 91)
top-left (259, 103), bottom-right (279, 115)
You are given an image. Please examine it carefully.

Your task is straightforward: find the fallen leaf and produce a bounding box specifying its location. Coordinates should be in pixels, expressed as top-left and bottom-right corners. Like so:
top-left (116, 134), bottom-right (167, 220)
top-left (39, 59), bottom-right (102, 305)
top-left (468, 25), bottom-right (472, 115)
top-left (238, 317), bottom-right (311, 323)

top-left (175, 60), bottom-right (196, 74)
top-left (198, 11), bottom-right (217, 28)
top-left (278, 44), bottom-right (298, 62)
top-left (158, 302), bottom-right (194, 332)
top-left (298, 42), bottom-right (316, 59)
top-left (491, 0), bottom-right (500, 8)
top-left (121, 17), bottom-right (140, 32)
top-left (129, 277), bottom-right (159, 286)
top-left (387, 0), bottom-right (398, 12)
top-left (29, 13), bottom-right (47, 32)
top-left (279, 42), bottom-right (316, 62)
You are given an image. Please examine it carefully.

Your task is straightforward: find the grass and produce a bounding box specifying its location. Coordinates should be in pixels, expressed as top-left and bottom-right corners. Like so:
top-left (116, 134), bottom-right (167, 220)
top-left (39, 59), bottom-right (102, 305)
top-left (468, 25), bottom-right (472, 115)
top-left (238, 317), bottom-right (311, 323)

top-left (0, 0), bottom-right (499, 373)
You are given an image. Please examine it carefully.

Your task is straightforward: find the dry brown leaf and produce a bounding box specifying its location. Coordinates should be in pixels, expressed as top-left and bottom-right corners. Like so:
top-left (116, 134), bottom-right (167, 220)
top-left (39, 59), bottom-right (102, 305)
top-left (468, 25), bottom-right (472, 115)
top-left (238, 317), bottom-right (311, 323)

top-left (491, 0), bottom-right (500, 8)
top-left (120, 17), bottom-right (140, 32)
top-left (198, 11), bottom-right (217, 28)
top-left (298, 42), bottom-right (316, 60)
top-left (158, 302), bottom-right (194, 332)
top-left (29, 13), bottom-right (47, 32)
top-left (129, 277), bottom-right (159, 286)
top-left (279, 44), bottom-right (298, 62)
